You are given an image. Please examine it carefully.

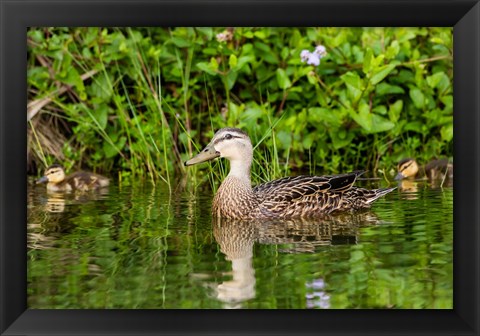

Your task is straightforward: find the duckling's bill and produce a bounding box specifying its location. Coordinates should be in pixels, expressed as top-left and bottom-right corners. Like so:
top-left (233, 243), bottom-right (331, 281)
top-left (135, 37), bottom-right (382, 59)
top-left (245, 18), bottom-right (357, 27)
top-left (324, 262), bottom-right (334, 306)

top-left (36, 176), bottom-right (49, 184)
top-left (184, 144), bottom-right (220, 166)
top-left (394, 172), bottom-right (405, 180)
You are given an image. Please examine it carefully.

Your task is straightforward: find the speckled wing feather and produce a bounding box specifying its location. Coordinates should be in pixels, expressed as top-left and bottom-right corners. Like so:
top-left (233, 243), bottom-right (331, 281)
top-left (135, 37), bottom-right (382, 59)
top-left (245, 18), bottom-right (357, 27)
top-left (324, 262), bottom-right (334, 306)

top-left (65, 171), bottom-right (108, 191)
top-left (252, 171), bottom-right (365, 217)
top-left (253, 171), bottom-right (364, 198)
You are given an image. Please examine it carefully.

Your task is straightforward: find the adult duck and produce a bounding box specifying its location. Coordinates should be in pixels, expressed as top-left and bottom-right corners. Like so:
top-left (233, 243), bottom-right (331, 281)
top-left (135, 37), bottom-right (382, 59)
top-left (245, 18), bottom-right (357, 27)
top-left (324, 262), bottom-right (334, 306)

top-left (185, 128), bottom-right (395, 219)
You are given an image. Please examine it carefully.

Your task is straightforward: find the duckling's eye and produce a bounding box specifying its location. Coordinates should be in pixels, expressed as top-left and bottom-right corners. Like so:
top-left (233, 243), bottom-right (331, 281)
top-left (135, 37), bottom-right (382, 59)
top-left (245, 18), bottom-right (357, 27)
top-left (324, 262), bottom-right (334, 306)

top-left (225, 134), bottom-right (232, 140)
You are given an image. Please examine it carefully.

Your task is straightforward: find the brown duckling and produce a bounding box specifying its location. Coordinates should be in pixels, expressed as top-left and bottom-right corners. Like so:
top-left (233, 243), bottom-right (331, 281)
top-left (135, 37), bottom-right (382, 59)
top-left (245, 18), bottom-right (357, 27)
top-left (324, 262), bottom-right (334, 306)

top-left (36, 164), bottom-right (109, 192)
top-left (395, 158), bottom-right (453, 181)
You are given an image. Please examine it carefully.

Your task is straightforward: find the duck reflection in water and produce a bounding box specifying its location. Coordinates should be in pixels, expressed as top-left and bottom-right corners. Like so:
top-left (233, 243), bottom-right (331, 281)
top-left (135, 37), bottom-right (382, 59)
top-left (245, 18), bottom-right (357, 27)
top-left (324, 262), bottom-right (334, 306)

top-left (210, 212), bottom-right (382, 308)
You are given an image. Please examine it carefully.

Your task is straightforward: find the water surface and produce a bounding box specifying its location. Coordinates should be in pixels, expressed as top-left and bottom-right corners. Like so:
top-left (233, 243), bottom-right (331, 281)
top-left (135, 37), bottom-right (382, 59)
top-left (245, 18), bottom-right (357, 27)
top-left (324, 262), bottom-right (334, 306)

top-left (27, 177), bottom-right (453, 309)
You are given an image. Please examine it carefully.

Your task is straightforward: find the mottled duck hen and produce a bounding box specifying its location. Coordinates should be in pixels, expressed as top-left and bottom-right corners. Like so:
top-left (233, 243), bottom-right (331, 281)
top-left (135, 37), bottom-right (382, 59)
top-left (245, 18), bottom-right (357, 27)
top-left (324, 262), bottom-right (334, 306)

top-left (185, 128), bottom-right (395, 219)
top-left (36, 164), bottom-right (109, 192)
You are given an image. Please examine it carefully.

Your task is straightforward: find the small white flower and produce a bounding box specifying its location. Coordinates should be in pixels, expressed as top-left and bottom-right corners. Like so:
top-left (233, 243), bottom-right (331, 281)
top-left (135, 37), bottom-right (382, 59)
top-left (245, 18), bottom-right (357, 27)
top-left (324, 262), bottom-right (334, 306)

top-left (216, 30), bottom-right (233, 43)
top-left (314, 45), bottom-right (327, 57)
top-left (300, 45), bottom-right (327, 67)
top-left (300, 49), bottom-right (311, 62)
top-left (306, 53), bottom-right (321, 66)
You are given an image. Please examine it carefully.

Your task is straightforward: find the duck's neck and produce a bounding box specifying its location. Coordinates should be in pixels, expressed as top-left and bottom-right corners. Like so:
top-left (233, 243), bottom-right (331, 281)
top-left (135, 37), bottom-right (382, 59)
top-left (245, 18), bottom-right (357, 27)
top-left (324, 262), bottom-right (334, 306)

top-left (227, 159), bottom-right (252, 186)
top-left (212, 159), bottom-right (256, 219)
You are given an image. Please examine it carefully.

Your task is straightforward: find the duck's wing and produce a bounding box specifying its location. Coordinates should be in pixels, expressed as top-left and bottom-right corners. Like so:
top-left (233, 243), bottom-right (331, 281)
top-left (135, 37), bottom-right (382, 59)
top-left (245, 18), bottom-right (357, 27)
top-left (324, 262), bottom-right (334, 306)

top-left (253, 171), bottom-right (365, 202)
top-left (252, 171), bottom-right (365, 217)
top-left (65, 171), bottom-right (101, 190)
top-left (424, 158), bottom-right (450, 171)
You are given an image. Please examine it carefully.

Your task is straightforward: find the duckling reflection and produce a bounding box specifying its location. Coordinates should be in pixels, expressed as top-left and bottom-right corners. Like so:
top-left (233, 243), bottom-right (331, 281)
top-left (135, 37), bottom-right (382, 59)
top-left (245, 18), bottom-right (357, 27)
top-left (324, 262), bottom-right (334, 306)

top-left (38, 188), bottom-right (109, 213)
top-left (397, 179), bottom-right (420, 200)
top-left (211, 212), bottom-right (382, 307)
top-left (42, 192), bottom-right (67, 213)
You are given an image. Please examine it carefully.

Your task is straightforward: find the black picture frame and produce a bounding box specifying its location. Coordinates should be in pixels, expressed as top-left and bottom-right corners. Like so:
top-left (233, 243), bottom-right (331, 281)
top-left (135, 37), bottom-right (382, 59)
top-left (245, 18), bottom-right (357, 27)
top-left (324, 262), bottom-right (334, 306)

top-left (1, 0), bottom-right (479, 335)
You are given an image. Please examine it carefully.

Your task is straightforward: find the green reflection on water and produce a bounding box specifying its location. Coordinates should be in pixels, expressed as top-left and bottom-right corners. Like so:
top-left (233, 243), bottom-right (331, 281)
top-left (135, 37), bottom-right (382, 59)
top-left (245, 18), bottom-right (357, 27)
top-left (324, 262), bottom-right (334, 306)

top-left (27, 179), bottom-right (452, 309)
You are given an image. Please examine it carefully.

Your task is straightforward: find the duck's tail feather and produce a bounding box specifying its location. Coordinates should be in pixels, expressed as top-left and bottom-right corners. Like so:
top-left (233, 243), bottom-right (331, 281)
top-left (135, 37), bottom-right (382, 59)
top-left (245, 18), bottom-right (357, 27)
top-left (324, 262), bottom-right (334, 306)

top-left (365, 187), bottom-right (397, 204)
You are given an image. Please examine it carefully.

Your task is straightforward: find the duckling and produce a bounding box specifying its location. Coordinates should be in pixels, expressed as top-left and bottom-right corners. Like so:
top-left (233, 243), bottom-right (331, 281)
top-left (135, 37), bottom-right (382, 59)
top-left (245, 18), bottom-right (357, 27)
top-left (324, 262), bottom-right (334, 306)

top-left (36, 164), bottom-right (109, 192)
top-left (395, 158), bottom-right (453, 181)
top-left (185, 128), bottom-right (396, 219)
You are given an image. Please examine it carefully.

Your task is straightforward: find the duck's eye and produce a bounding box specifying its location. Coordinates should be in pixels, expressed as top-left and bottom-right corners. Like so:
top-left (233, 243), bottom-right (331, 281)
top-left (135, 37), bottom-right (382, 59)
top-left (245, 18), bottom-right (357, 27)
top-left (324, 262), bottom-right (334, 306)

top-left (225, 134), bottom-right (232, 140)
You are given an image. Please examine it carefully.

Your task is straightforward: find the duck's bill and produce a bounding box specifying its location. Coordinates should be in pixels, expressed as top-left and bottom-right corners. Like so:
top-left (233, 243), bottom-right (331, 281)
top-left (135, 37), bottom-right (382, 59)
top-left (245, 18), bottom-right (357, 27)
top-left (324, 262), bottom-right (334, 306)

top-left (36, 176), bottom-right (49, 184)
top-left (394, 173), bottom-right (405, 181)
top-left (184, 144), bottom-right (220, 166)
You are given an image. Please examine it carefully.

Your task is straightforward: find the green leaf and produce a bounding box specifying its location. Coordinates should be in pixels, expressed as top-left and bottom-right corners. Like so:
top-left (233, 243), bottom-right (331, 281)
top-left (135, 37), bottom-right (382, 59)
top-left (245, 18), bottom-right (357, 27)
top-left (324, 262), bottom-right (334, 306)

top-left (430, 37), bottom-right (445, 45)
top-left (373, 105), bottom-right (387, 115)
top-left (302, 133), bottom-right (315, 149)
top-left (440, 95), bottom-right (453, 109)
top-left (350, 103), bottom-right (395, 133)
top-left (195, 27), bottom-right (213, 40)
top-left (409, 88), bottom-right (425, 109)
top-left (370, 114), bottom-right (395, 133)
top-left (404, 121), bottom-right (424, 133)
top-left (242, 106), bottom-right (263, 121)
top-left (440, 124), bottom-right (453, 142)
top-left (363, 48), bottom-right (374, 74)
top-left (276, 131), bottom-right (292, 149)
top-left (103, 136), bottom-right (126, 158)
top-left (91, 105), bottom-right (108, 130)
top-left (375, 82), bottom-right (405, 96)
top-left (64, 67), bottom-right (85, 93)
top-left (209, 57), bottom-right (219, 71)
top-left (308, 107), bottom-right (343, 127)
top-left (224, 71), bottom-right (238, 90)
top-left (232, 56), bottom-right (254, 72)
top-left (254, 30), bottom-right (267, 39)
top-left (388, 100), bottom-right (403, 122)
top-left (341, 71), bottom-right (364, 103)
top-left (171, 37), bottom-right (191, 48)
top-left (196, 60), bottom-right (218, 76)
top-left (276, 68), bottom-right (292, 90)
top-left (370, 63), bottom-right (396, 85)
top-left (385, 40), bottom-right (400, 59)
top-left (329, 128), bottom-right (355, 149)
top-left (229, 54), bottom-right (238, 69)
top-left (426, 72), bottom-right (450, 93)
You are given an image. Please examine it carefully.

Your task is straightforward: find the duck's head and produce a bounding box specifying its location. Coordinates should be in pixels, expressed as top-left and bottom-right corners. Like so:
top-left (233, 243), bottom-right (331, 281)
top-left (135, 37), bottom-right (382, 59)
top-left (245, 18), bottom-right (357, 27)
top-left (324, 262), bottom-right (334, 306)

top-left (185, 128), bottom-right (253, 166)
top-left (395, 158), bottom-right (419, 180)
top-left (36, 164), bottom-right (66, 184)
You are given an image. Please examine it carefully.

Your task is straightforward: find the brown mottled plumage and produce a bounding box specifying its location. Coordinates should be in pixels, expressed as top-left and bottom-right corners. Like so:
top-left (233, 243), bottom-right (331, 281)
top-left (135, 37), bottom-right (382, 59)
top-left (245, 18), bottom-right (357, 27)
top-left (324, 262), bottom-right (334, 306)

top-left (395, 158), bottom-right (453, 181)
top-left (185, 128), bottom-right (395, 219)
top-left (36, 164), bottom-right (109, 192)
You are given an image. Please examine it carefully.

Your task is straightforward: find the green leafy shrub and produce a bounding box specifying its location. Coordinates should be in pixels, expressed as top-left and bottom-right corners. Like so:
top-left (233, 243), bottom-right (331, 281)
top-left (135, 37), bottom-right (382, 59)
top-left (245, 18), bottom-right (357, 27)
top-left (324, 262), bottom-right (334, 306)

top-left (27, 27), bottom-right (453, 183)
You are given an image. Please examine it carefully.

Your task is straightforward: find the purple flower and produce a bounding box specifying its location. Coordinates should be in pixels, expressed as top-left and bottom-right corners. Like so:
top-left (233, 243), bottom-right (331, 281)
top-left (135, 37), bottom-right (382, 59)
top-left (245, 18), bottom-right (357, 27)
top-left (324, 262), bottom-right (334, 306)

top-left (216, 30), bottom-right (233, 43)
top-left (300, 49), bottom-right (311, 62)
top-left (300, 45), bottom-right (327, 67)
top-left (314, 45), bottom-right (327, 57)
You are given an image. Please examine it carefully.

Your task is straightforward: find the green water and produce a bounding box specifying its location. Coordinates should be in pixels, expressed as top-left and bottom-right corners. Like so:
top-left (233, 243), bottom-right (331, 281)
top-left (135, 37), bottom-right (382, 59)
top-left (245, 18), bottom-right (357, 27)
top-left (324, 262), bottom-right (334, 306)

top-left (27, 178), bottom-right (453, 309)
